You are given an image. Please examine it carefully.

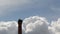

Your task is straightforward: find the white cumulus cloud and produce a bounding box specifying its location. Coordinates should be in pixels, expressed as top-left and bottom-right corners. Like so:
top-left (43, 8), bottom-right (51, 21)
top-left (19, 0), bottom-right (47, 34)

top-left (23, 16), bottom-right (51, 34)
top-left (0, 21), bottom-right (18, 34)
top-left (0, 16), bottom-right (60, 34)
top-left (49, 18), bottom-right (60, 34)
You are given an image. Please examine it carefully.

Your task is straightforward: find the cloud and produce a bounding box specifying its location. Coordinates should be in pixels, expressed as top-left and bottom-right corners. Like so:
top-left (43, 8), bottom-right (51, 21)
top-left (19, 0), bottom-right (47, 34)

top-left (23, 16), bottom-right (51, 34)
top-left (0, 16), bottom-right (60, 34)
top-left (49, 18), bottom-right (60, 34)
top-left (0, 21), bottom-right (18, 34)
top-left (23, 16), bottom-right (60, 34)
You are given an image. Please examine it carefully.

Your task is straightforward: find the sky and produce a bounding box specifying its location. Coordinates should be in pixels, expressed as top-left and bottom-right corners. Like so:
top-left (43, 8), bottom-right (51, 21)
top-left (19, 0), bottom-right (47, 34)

top-left (0, 0), bottom-right (60, 34)
top-left (0, 0), bottom-right (60, 21)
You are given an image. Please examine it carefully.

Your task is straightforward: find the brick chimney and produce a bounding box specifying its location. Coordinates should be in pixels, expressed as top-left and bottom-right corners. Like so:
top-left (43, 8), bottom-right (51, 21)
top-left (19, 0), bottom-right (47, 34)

top-left (18, 19), bottom-right (22, 34)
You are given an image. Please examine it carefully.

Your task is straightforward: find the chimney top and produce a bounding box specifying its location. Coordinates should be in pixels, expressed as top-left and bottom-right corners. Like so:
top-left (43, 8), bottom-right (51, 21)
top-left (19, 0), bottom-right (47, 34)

top-left (18, 19), bottom-right (22, 23)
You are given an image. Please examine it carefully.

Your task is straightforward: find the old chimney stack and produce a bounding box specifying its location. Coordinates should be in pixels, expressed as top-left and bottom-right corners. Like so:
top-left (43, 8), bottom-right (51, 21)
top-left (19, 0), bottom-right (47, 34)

top-left (18, 19), bottom-right (22, 34)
